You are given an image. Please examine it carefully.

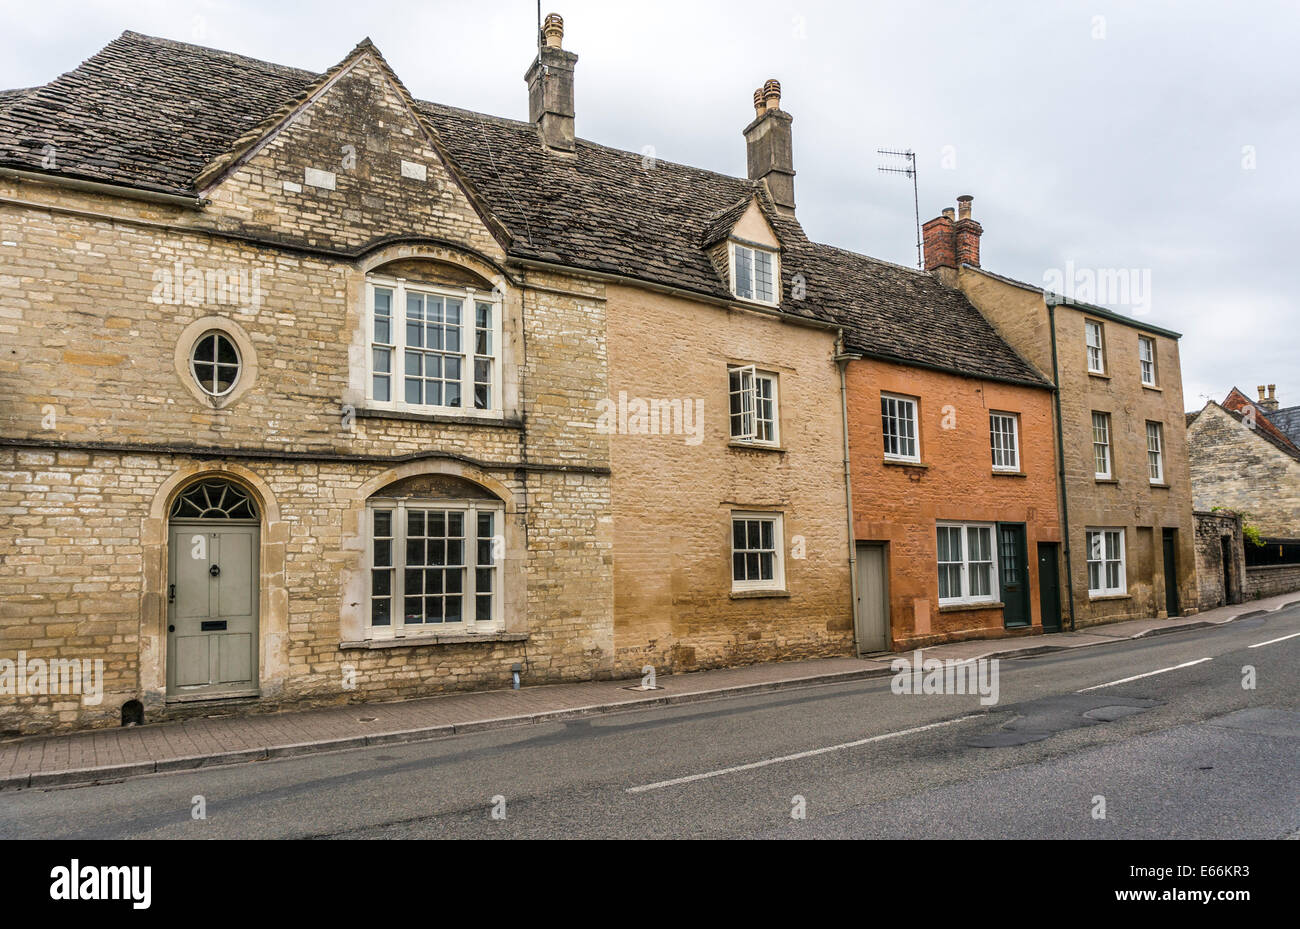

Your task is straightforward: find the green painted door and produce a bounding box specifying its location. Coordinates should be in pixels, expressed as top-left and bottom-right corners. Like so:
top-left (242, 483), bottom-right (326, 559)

top-left (167, 523), bottom-right (259, 696)
top-left (998, 523), bottom-right (1031, 628)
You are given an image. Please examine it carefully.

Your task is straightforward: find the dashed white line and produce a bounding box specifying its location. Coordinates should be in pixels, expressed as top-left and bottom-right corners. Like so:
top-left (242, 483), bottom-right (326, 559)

top-left (1248, 631), bottom-right (1300, 649)
top-left (625, 714), bottom-right (983, 794)
top-left (1076, 657), bottom-right (1213, 693)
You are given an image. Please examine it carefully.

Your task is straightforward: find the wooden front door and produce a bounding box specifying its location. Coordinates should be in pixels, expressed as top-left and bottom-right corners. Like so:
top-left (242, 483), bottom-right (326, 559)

top-left (167, 522), bottom-right (259, 696)
top-left (998, 523), bottom-right (1031, 628)
top-left (854, 542), bottom-right (890, 653)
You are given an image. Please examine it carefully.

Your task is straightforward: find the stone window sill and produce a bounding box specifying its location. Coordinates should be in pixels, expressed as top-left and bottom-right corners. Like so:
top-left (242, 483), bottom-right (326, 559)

top-left (1088, 371), bottom-right (1111, 380)
top-left (341, 632), bottom-right (529, 650)
top-left (728, 441), bottom-right (786, 454)
top-left (1095, 477), bottom-right (1119, 485)
top-left (938, 601), bottom-right (1004, 613)
top-left (730, 588), bottom-right (791, 600)
top-left (883, 458), bottom-right (928, 469)
top-left (992, 470), bottom-right (1027, 478)
top-left (1142, 383), bottom-right (1163, 392)
top-left (1088, 594), bottom-right (1131, 602)
top-left (355, 407), bottom-right (524, 429)
top-left (1149, 482), bottom-right (1171, 489)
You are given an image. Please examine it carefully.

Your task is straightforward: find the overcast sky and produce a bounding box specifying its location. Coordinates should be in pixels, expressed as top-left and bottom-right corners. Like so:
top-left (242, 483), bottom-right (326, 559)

top-left (3, 0), bottom-right (1296, 411)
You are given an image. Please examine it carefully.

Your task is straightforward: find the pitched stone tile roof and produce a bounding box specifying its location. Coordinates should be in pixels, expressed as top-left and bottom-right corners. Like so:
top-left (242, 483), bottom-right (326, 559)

top-left (0, 30), bottom-right (1050, 388)
top-left (1264, 405), bottom-right (1300, 446)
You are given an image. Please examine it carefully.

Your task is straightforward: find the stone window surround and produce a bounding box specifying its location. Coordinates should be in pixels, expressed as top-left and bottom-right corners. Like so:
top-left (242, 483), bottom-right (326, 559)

top-left (363, 496), bottom-right (506, 639)
top-left (365, 274), bottom-right (504, 418)
top-left (347, 244), bottom-right (520, 425)
top-left (173, 316), bottom-right (259, 410)
top-left (1086, 527), bottom-right (1128, 597)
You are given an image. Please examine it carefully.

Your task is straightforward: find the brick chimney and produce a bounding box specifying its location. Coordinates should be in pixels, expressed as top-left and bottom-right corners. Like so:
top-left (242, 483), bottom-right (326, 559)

top-left (1258, 384), bottom-right (1280, 412)
top-left (954, 195), bottom-right (983, 268)
top-left (924, 195), bottom-right (983, 281)
top-left (525, 13), bottom-right (577, 153)
top-left (744, 79), bottom-right (795, 216)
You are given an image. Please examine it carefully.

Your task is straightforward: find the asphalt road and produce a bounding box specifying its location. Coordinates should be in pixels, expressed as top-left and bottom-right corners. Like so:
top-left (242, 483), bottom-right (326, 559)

top-left (3, 606), bottom-right (1298, 840)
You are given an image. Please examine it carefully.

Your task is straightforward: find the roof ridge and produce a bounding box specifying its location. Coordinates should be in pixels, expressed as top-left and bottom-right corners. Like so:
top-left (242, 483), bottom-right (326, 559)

top-left (116, 30), bottom-right (317, 79)
top-left (812, 241), bottom-right (930, 277)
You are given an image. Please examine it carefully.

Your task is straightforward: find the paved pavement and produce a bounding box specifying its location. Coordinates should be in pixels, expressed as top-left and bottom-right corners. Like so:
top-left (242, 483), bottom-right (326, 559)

top-left (2, 592), bottom-right (1296, 791)
top-left (3, 600), bottom-right (1296, 839)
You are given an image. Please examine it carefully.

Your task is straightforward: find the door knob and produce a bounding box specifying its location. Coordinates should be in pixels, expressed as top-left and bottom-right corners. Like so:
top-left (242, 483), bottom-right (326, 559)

top-left (209, 564), bottom-right (221, 577)
top-left (168, 624), bottom-right (175, 632)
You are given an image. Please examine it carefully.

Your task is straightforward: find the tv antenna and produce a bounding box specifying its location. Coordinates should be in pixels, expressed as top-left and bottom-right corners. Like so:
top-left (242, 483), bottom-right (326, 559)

top-left (877, 149), bottom-right (921, 269)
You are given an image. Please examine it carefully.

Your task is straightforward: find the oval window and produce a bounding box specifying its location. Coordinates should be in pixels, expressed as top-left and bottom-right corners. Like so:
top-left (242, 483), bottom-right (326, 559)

top-left (190, 331), bottom-right (241, 397)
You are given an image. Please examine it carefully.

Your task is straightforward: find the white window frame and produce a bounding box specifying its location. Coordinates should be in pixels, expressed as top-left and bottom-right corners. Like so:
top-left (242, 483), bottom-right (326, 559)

top-left (728, 365), bottom-right (780, 445)
top-left (365, 276), bottom-right (503, 417)
top-left (729, 242), bottom-right (779, 306)
top-left (936, 522), bottom-right (999, 606)
top-left (881, 393), bottom-right (920, 463)
top-left (1086, 528), bottom-right (1127, 597)
top-left (1085, 320), bottom-right (1106, 374)
top-left (1092, 411), bottom-right (1112, 479)
top-left (1138, 336), bottom-right (1157, 386)
top-left (365, 498), bottom-right (504, 639)
top-left (190, 330), bottom-right (242, 398)
top-left (1146, 421), bottom-right (1164, 484)
top-left (730, 511), bottom-right (785, 592)
top-left (990, 411), bottom-right (1020, 472)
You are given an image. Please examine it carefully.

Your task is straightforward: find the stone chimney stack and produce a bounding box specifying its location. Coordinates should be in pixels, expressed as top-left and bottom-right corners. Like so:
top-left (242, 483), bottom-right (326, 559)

top-left (525, 13), bottom-right (577, 153)
top-left (744, 79), bottom-right (796, 216)
top-left (1258, 384), bottom-right (1280, 412)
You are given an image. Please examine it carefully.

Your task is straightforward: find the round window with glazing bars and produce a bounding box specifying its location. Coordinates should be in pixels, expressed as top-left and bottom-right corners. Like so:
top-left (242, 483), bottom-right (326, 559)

top-left (190, 331), bottom-right (241, 397)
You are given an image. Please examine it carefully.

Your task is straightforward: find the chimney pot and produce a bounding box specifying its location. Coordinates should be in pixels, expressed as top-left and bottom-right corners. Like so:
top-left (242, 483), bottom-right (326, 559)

top-left (763, 78), bottom-right (782, 110)
top-left (1269, 384), bottom-right (1277, 399)
top-left (542, 12), bottom-right (564, 48)
top-left (957, 194), bottom-right (973, 221)
top-left (942, 207), bottom-right (955, 220)
top-left (1258, 385), bottom-right (1268, 402)
top-left (753, 88), bottom-right (765, 118)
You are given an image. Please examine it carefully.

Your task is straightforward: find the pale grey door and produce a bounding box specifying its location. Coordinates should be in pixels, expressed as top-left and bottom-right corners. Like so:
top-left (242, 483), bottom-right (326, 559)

top-left (167, 523), bottom-right (259, 696)
top-left (855, 542), bottom-right (889, 654)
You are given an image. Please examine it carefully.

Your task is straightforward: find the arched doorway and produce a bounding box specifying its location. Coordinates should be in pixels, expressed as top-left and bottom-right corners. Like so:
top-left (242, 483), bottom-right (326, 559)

top-left (167, 478), bottom-right (261, 698)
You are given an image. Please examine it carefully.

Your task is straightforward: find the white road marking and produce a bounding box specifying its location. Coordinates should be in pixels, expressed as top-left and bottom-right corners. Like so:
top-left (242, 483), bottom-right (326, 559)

top-left (1248, 631), bottom-right (1300, 649)
top-left (625, 714), bottom-right (983, 794)
top-left (1076, 657), bottom-right (1213, 693)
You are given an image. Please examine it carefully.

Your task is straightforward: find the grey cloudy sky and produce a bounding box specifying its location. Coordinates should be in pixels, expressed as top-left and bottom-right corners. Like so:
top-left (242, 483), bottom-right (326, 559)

top-left (3, 0), bottom-right (1296, 411)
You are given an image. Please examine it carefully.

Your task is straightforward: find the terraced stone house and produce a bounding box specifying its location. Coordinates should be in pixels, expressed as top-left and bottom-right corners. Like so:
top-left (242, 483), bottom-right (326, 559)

top-left (0, 21), bottom-right (861, 733)
top-left (939, 210), bottom-right (1199, 627)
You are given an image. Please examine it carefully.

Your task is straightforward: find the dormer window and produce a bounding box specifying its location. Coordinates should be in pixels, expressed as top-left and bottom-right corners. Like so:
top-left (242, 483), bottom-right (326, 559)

top-left (731, 242), bottom-right (778, 305)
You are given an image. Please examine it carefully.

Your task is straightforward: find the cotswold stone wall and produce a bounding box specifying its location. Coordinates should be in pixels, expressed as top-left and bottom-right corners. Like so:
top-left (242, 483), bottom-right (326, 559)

top-left (0, 49), bottom-right (618, 733)
top-left (604, 283), bottom-right (852, 673)
top-left (1193, 510), bottom-right (1244, 611)
top-left (1187, 404), bottom-right (1300, 540)
top-left (1245, 565), bottom-right (1300, 599)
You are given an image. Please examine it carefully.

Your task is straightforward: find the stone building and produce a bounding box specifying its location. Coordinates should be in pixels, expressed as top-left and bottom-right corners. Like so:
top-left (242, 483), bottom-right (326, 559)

top-left (0, 22), bottom-right (865, 732)
top-left (926, 199), bottom-right (1199, 627)
top-left (1186, 388), bottom-right (1300, 540)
